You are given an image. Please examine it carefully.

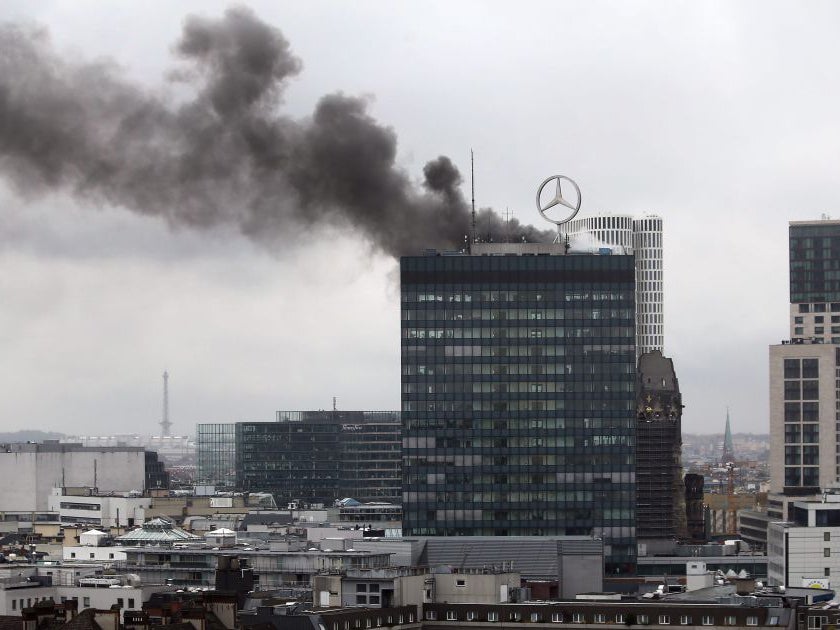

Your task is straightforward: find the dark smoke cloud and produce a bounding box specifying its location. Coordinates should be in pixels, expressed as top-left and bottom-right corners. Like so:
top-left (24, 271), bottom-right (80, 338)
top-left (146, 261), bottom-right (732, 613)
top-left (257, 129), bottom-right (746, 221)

top-left (0, 7), bottom-right (551, 257)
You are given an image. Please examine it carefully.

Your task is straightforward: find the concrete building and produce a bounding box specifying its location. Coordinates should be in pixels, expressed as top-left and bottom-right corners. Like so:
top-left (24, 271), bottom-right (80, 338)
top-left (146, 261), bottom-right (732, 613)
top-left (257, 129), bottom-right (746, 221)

top-left (566, 214), bottom-right (663, 356)
top-left (0, 443), bottom-right (150, 512)
top-left (767, 220), bottom-right (840, 515)
top-left (767, 494), bottom-right (840, 587)
top-left (351, 536), bottom-right (604, 598)
top-left (400, 243), bottom-right (637, 573)
top-left (768, 340), bottom-right (837, 498)
top-left (47, 489), bottom-right (151, 528)
top-left (313, 568), bottom-right (520, 609)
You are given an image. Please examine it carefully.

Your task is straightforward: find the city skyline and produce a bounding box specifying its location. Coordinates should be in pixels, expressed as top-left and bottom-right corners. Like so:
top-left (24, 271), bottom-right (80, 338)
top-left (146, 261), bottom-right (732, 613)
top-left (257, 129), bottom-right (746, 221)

top-left (2, 1), bottom-right (838, 434)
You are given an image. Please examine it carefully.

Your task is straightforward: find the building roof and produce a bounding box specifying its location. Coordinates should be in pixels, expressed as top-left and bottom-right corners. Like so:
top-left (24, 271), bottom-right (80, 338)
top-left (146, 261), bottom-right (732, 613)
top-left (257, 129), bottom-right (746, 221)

top-left (116, 518), bottom-right (200, 543)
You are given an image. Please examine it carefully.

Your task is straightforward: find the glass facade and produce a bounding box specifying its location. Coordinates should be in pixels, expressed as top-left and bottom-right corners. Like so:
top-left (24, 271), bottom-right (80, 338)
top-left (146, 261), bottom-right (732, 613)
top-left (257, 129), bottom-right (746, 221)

top-left (236, 411), bottom-right (401, 505)
top-left (790, 223), bottom-right (840, 304)
top-left (400, 251), bottom-right (637, 573)
top-left (196, 423), bottom-right (236, 488)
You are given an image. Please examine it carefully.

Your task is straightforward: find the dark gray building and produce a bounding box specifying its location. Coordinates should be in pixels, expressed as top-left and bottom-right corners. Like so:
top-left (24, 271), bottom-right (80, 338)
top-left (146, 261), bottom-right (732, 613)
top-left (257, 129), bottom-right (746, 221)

top-left (235, 411), bottom-right (401, 505)
top-left (400, 242), bottom-right (637, 573)
top-left (635, 350), bottom-right (683, 541)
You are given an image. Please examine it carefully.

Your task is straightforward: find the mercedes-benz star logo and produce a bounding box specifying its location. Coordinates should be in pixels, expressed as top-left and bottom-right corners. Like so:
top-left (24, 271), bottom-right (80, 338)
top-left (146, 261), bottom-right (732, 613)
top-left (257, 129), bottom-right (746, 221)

top-left (536, 175), bottom-right (582, 226)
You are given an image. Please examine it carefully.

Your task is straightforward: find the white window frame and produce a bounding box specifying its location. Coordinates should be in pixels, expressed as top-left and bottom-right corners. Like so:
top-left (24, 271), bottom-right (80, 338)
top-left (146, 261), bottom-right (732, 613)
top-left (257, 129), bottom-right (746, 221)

top-left (446, 611), bottom-right (457, 621)
top-left (487, 612), bottom-right (498, 622)
top-left (659, 615), bottom-right (670, 625)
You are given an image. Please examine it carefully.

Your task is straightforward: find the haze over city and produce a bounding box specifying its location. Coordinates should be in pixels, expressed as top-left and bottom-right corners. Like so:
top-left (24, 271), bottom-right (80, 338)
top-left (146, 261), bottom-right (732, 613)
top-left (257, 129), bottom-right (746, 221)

top-left (2, 1), bottom-right (837, 435)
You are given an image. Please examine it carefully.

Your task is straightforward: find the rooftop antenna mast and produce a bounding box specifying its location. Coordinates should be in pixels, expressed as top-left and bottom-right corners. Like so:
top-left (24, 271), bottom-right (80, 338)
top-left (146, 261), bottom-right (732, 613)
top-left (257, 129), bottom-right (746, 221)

top-left (470, 149), bottom-right (476, 251)
top-left (160, 371), bottom-right (172, 437)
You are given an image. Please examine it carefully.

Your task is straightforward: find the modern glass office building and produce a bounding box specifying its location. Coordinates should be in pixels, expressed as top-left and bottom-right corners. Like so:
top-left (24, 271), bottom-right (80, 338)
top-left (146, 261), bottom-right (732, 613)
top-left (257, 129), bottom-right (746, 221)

top-left (196, 423), bottom-right (237, 488)
top-left (235, 411), bottom-right (401, 505)
top-left (400, 243), bottom-right (637, 573)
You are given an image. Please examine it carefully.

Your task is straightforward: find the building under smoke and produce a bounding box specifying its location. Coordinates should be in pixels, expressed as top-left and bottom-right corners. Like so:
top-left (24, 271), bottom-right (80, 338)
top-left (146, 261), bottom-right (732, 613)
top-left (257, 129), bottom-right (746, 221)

top-left (400, 242), bottom-right (637, 574)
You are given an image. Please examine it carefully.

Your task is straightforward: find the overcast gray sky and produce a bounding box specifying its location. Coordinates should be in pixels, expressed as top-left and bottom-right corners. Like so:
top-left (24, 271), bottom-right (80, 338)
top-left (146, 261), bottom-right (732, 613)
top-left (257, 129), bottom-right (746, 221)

top-left (1, 0), bottom-right (835, 436)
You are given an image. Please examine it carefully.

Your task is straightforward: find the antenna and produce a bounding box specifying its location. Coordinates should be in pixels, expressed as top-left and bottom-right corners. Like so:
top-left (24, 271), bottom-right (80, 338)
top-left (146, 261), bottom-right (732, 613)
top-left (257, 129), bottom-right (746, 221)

top-left (160, 371), bottom-right (172, 437)
top-left (470, 149), bottom-right (476, 249)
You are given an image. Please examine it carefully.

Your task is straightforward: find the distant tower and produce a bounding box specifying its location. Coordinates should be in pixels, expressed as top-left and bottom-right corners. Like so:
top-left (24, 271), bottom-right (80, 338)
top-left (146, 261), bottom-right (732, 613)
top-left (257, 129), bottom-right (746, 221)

top-left (722, 407), bottom-right (735, 463)
top-left (160, 371), bottom-right (172, 437)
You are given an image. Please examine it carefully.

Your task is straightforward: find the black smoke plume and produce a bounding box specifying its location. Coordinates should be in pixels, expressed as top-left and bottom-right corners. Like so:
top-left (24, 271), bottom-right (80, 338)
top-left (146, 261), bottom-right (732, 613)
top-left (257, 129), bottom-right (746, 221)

top-left (0, 8), bottom-right (552, 256)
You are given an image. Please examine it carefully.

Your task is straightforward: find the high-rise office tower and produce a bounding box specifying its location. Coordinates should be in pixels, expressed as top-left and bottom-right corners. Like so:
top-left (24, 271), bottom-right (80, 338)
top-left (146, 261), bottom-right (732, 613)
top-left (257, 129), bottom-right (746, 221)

top-left (566, 215), bottom-right (663, 357)
top-left (769, 220), bottom-right (840, 509)
top-left (400, 242), bottom-right (637, 573)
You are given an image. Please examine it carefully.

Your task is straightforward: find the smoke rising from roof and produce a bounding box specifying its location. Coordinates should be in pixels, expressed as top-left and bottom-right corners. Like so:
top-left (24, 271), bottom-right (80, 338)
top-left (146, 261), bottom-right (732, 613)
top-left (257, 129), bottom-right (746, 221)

top-left (0, 8), bottom-right (552, 257)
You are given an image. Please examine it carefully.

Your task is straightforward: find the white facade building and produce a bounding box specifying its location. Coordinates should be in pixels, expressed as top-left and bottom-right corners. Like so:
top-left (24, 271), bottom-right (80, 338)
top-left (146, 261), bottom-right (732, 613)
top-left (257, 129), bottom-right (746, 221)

top-left (47, 489), bottom-right (151, 528)
top-left (0, 443), bottom-right (147, 512)
top-left (566, 214), bottom-right (664, 356)
top-left (767, 497), bottom-right (840, 588)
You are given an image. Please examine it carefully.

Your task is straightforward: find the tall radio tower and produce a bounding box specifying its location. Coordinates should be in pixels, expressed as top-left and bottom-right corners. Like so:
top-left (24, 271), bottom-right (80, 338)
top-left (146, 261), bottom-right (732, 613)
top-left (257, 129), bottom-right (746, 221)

top-left (160, 371), bottom-right (172, 437)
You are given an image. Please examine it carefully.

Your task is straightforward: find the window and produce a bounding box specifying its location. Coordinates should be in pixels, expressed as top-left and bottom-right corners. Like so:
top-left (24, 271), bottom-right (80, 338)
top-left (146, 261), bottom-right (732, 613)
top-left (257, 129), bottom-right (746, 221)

top-left (487, 612), bottom-right (498, 622)
top-left (572, 613), bottom-right (584, 623)
top-left (826, 532), bottom-right (831, 541)
top-left (446, 612), bottom-right (457, 621)
top-left (795, 326), bottom-right (805, 335)
top-left (825, 548), bottom-right (831, 557)
top-left (531, 613), bottom-right (542, 623)
top-left (83, 598), bottom-right (90, 608)
top-left (680, 616), bottom-right (691, 625)
top-left (801, 304), bottom-right (811, 313)
top-left (702, 616), bottom-right (714, 626)
top-left (615, 614), bottom-right (625, 624)
top-left (816, 303), bottom-right (827, 312)
top-left (815, 327), bottom-right (825, 334)
top-left (109, 553), bottom-right (114, 559)
top-left (89, 553), bottom-right (95, 559)
top-left (816, 316), bottom-right (825, 323)
top-left (637, 615), bottom-right (649, 625)
top-left (510, 612), bottom-right (521, 621)
top-left (796, 316), bottom-right (804, 324)
top-left (70, 552), bottom-right (76, 558)
top-left (467, 612), bottom-right (477, 621)
top-left (594, 613), bottom-right (606, 623)
top-left (425, 612), bottom-right (436, 621)
top-left (826, 568), bottom-right (831, 577)
top-left (117, 598), bottom-right (124, 608)
top-left (725, 617), bottom-right (736, 626)
top-left (11, 601), bottom-right (15, 611)
top-left (551, 613), bottom-right (563, 623)
top-left (456, 579), bottom-right (466, 587)
top-left (659, 615), bottom-right (670, 624)
top-left (746, 617), bottom-right (758, 627)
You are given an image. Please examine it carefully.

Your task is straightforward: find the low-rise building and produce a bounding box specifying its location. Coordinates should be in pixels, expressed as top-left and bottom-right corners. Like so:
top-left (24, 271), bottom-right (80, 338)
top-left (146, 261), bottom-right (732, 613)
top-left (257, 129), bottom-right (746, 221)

top-left (768, 496), bottom-right (840, 587)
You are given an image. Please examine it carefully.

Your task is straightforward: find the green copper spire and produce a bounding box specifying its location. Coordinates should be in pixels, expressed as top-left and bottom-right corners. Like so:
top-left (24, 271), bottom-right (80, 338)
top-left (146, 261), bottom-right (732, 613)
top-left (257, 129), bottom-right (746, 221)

top-left (722, 406), bottom-right (735, 463)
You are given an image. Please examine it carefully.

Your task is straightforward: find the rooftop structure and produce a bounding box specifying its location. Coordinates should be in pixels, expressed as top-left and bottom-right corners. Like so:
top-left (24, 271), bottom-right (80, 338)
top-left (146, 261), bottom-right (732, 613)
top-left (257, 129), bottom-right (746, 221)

top-left (115, 517), bottom-right (201, 545)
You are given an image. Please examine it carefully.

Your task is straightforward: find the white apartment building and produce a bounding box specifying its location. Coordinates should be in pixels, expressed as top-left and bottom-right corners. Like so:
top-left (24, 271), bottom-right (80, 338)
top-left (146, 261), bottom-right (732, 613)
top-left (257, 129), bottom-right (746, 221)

top-left (566, 214), bottom-right (664, 356)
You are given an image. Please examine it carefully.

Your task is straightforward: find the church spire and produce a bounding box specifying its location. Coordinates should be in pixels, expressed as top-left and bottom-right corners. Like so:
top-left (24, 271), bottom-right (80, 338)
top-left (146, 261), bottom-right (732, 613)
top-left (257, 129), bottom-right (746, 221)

top-left (722, 406), bottom-right (735, 463)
